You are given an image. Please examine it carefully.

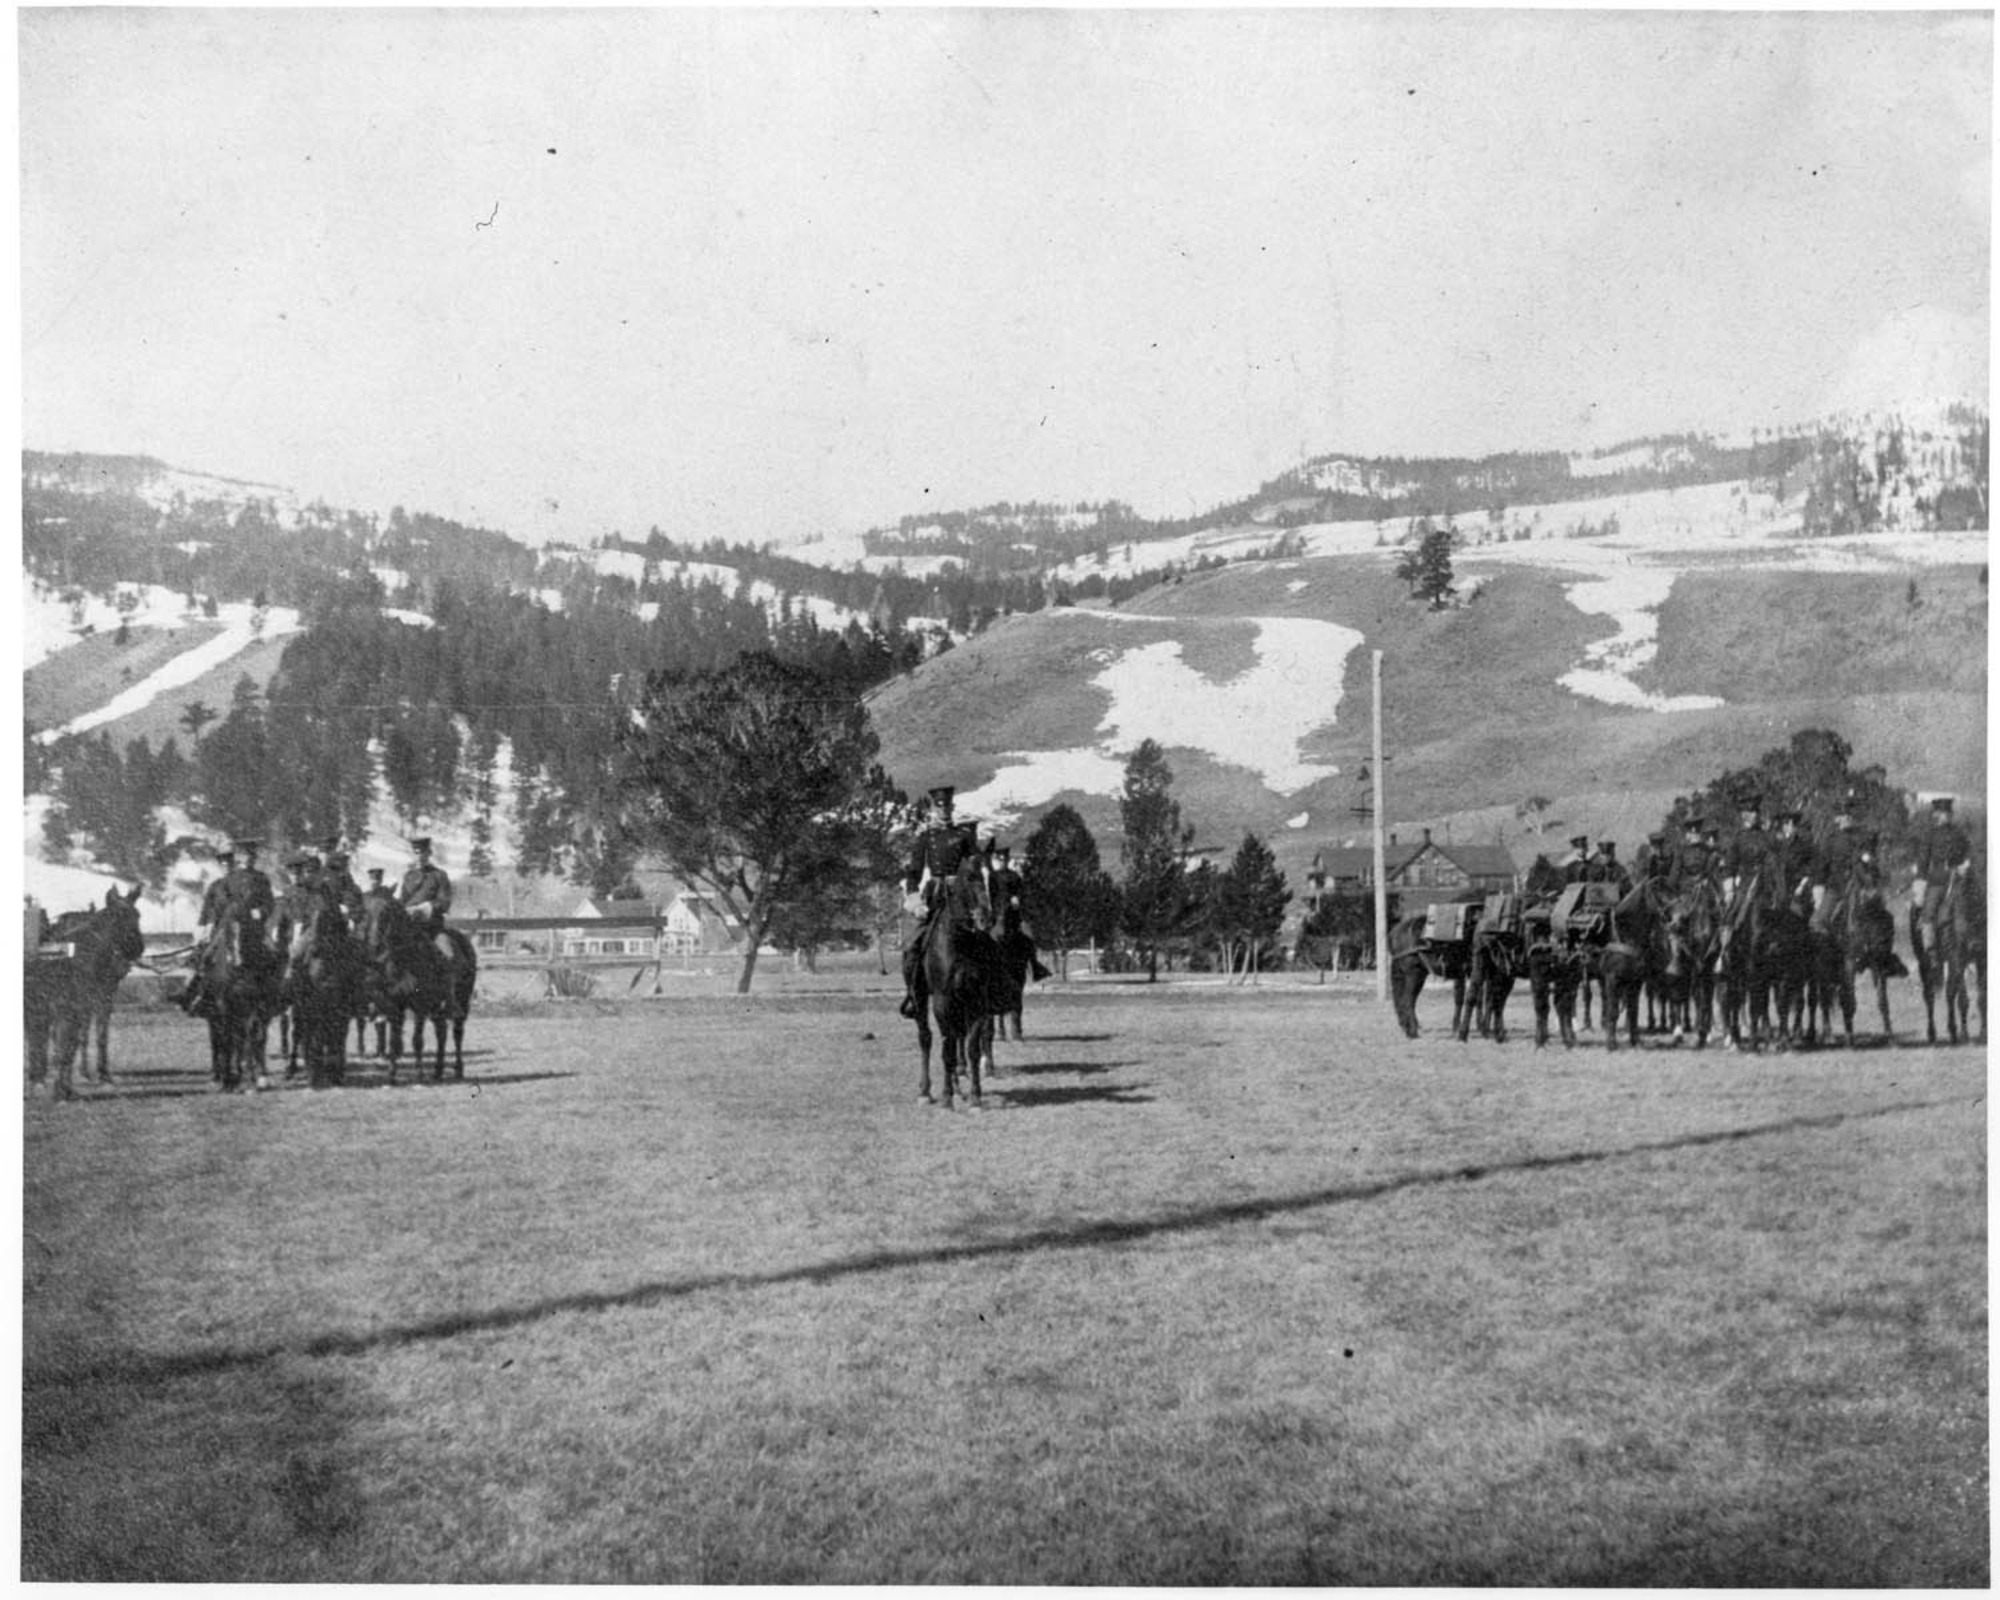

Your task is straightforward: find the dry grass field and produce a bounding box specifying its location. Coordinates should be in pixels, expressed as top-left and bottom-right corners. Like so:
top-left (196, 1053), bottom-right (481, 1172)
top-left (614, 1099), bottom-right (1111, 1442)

top-left (21, 977), bottom-right (1988, 1583)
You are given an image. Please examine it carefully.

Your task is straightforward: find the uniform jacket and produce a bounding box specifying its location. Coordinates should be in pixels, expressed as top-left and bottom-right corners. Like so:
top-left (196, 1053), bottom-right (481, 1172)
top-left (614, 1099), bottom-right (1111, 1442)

top-left (399, 863), bottom-right (453, 915)
top-left (1667, 840), bottom-right (1716, 894)
top-left (1813, 830), bottom-right (1876, 895)
top-left (905, 823), bottom-right (979, 895)
top-left (1912, 820), bottom-right (1973, 881)
top-left (218, 865), bottom-right (276, 926)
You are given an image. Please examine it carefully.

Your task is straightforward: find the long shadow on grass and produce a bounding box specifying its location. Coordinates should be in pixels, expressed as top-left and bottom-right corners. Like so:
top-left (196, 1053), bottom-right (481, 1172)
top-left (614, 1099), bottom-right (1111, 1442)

top-left (26, 1091), bottom-right (1979, 1393)
top-left (989, 1082), bottom-right (1154, 1109)
top-left (44, 1069), bottom-right (577, 1104)
top-left (989, 1058), bottom-right (1126, 1078)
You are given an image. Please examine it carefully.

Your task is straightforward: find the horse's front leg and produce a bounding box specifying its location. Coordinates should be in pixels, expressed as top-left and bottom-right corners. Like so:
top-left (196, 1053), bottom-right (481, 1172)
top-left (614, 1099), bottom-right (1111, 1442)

top-left (92, 1004), bottom-right (114, 1083)
top-left (915, 1008), bottom-right (935, 1103)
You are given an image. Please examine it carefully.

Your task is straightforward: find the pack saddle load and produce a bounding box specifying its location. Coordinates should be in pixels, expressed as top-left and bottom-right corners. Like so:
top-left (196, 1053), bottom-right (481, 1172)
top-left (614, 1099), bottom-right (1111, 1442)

top-left (1549, 881), bottom-right (1622, 941)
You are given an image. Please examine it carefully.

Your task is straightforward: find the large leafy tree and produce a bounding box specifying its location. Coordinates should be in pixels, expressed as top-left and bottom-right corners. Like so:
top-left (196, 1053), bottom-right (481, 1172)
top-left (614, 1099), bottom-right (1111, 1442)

top-left (1118, 739), bottom-right (1196, 981)
top-left (1019, 802), bottom-right (1120, 977)
top-left (611, 652), bottom-right (898, 993)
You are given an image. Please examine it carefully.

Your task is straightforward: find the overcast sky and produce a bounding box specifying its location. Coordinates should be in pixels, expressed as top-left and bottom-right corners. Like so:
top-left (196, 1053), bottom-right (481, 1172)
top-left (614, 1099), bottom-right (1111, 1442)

top-left (20, 9), bottom-right (1991, 547)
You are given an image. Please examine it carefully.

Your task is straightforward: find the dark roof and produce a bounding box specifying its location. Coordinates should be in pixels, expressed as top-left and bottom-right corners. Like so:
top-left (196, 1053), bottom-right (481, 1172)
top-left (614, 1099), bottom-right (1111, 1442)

top-left (1312, 838), bottom-right (1520, 881)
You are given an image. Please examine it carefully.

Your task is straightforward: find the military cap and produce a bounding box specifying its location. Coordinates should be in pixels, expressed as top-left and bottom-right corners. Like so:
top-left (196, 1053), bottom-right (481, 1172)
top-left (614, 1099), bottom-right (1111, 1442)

top-left (214, 844), bottom-right (237, 862)
top-left (1569, 834), bottom-right (1589, 850)
top-left (1930, 794), bottom-right (1956, 815)
top-left (285, 851), bottom-right (315, 871)
top-left (1737, 793), bottom-right (1764, 812)
top-left (1599, 840), bottom-right (1619, 854)
top-left (327, 850), bottom-right (351, 867)
top-left (366, 867), bottom-right (385, 882)
top-left (926, 785), bottom-right (955, 807)
top-left (410, 836), bottom-right (434, 852)
top-left (995, 845), bottom-right (1013, 862)
top-left (1647, 831), bottom-right (1666, 846)
top-left (231, 837), bottom-right (263, 852)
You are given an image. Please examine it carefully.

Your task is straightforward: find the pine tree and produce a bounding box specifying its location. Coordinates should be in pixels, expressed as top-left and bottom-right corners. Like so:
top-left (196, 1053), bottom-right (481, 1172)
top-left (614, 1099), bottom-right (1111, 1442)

top-left (1118, 739), bottom-right (1195, 981)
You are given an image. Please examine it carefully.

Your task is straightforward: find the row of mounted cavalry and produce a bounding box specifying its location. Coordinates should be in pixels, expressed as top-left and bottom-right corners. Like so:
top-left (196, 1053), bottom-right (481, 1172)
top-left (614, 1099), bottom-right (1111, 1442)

top-left (1389, 868), bottom-right (1985, 1052)
top-left (25, 883), bottom-right (477, 1099)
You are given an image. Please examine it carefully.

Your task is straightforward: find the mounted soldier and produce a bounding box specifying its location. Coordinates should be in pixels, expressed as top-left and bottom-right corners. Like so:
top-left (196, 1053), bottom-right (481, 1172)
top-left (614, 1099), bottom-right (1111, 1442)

top-left (398, 837), bottom-right (454, 925)
top-left (361, 867), bottom-right (395, 912)
top-left (899, 785), bottom-right (982, 1019)
top-left (1667, 812), bottom-right (1716, 897)
top-left (1636, 830), bottom-right (1671, 885)
top-left (1810, 797), bottom-right (1870, 931)
top-left (1558, 834), bottom-right (1592, 886)
top-left (987, 839), bottom-right (1053, 984)
top-left (1719, 794), bottom-right (1776, 945)
top-left (271, 851), bottom-right (321, 956)
top-left (1910, 793), bottom-right (1974, 949)
top-left (318, 841), bottom-right (365, 923)
top-left (1770, 808), bottom-right (1815, 917)
top-left (1585, 839), bottom-right (1631, 894)
top-left (180, 839), bottom-right (275, 1015)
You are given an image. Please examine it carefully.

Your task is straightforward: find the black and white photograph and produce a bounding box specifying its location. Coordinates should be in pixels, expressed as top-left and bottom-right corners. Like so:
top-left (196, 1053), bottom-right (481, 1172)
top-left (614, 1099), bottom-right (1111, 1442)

top-left (17, 6), bottom-right (1989, 1583)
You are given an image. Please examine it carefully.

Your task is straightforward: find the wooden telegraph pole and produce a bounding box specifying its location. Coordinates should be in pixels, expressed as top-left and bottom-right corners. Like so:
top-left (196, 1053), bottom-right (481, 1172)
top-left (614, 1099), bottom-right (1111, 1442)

top-left (1372, 650), bottom-right (1388, 1004)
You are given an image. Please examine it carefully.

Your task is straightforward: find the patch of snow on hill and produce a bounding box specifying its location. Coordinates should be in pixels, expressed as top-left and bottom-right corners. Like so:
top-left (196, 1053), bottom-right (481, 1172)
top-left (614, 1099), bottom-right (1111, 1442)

top-left (35, 600), bottom-right (304, 743)
top-left (25, 580), bottom-right (192, 668)
top-left (954, 614), bottom-right (1360, 822)
top-left (1556, 570), bottom-right (1724, 713)
top-left (382, 608), bottom-right (436, 629)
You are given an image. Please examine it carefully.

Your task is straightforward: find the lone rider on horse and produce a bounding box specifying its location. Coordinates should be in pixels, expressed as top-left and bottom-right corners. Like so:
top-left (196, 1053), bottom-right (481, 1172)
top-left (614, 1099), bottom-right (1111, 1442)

top-left (1911, 793), bottom-right (1974, 951)
top-left (179, 838), bottom-right (275, 1016)
top-left (987, 840), bottom-right (1053, 983)
top-left (899, 785), bottom-right (982, 1019)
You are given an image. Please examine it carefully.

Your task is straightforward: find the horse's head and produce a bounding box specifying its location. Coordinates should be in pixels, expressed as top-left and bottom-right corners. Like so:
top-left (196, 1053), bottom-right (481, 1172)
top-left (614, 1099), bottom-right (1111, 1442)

top-left (102, 885), bottom-right (146, 964)
top-left (359, 893), bottom-right (409, 963)
top-left (940, 861), bottom-right (994, 935)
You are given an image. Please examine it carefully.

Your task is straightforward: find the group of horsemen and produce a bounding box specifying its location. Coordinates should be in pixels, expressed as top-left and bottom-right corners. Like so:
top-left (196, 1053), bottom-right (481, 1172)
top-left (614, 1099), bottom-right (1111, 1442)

top-left (898, 784), bottom-right (1049, 1019)
top-left (178, 834), bottom-right (453, 1015)
top-left (1517, 790), bottom-right (1974, 974)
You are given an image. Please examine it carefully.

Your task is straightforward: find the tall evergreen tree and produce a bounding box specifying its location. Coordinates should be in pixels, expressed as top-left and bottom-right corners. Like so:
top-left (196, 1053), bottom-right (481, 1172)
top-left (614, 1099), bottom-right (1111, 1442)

top-left (1019, 803), bottom-right (1121, 977)
top-left (1118, 739), bottom-right (1195, 982)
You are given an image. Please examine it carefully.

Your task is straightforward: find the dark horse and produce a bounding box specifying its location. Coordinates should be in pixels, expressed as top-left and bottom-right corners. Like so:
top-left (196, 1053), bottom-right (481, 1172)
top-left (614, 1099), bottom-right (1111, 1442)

top-left (1910, 869), bottom-right (1986, 1047)
top-left (359, 897), bottom-right (478, 1082)
top-left (284, 894), bottom-right (366, 1087)
top-left (1462, 893), bottom-right (1528, 1043)
top-left (912, 866), bottom-right (1016, 1108)
top-left (1387, 896), bottom-right (1481, 1040)
top-left (1597, 880), bottom-right (1677, 1051)
top-left (196, 904), bottom-right (282, 1091)
top-left (25, 885), bottom-right (146, 1100)
top-left (992, 928), bottom-right (1047, 1042)
top-left (1716, 876), bottom-right (1811, 1052)
top-left (1807, 884), bottom-right (1903, 1047)
top-left (1523, 902), bottom-right (1586, 1049)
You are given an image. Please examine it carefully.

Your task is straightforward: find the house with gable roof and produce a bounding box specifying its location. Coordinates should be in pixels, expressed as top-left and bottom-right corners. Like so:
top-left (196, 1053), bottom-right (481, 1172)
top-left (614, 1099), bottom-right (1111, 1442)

top-left (1304, 827), bottom-right (1521, 914)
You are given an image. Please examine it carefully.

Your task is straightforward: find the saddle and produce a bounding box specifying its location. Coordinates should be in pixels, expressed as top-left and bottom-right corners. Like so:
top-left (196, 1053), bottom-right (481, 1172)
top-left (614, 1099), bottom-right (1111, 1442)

top-left (1421, 901), bottom-right (1478, 943)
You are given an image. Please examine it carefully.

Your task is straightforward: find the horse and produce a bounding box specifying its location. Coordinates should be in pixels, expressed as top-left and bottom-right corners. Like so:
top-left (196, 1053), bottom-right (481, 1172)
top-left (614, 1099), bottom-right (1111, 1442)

top-left (194, 903), bottom-right (283, 1091)
top-left (1716, 880), bottom-right (1811, 1052)
top-left (992, 927), bottom-right (1044, 1042)
top-left (1806, 885), bottom-right (1902, 1047)
top-left (1911, 869), bottom-right (1986, 1047)
top-left (1597, 880), bottom-right (1677, 1051)
top-left (358, 896), bottom-right (478, 1082)
top-left (911, 865), bottom-right (1014, 1107)
top-left (1386, 896), bottom-right (1481, 1041)
top-left (284, 894), bottom-right (366, 1088)
top-left (25, 886), bottom-right (146, 1099)
top-left (1523, 904), bottom-right (1585, 1049)
top-left (1461, 893), bottom-right (1527, 1043)
top-left (1658, 878), bottom-right (1724, 1048)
